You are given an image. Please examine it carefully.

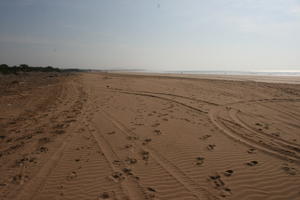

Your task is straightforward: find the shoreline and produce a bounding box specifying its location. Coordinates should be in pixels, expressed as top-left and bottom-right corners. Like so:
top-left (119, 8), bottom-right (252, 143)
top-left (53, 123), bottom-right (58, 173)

top-left (107, 71), bottom-right (300, 84)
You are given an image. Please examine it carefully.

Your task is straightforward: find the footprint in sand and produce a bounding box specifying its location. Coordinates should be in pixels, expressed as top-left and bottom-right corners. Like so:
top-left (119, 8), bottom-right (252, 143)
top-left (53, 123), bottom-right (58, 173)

top-left (124, 144), bottom-right (133, 149)
top-left (141, 151), bottom-right (150, 161)
top-left (246, 161), bottom-right (258, 166)
top-left (135, 123), bottom-right (144, 126)
top-left (142, 138), bottom-right (152, 145)
top-left (151, 122), bottom-right (160, 127)
top-left (38, 146), bottom-right (48, 153)
top-left (145, 187), bottom-right (157, 199)
top-left (224, 170), bottom-right (234, 177)
top-left (122, 168), bottom-right (133, 176)
top-left (38, 137), bottom-right (51, 144)
top-left (247, 148), bottom-right (256, 154)
top-left (127, 136), bottom-right (139, 141)
top-left (207, 144), bottom-right (216, 151)
top-left (106, 131), bottom-right (116, 135)
top-left (11, 174), bottom-right (29, 185)
top-left (281, 164), bottom-right (297, 175)
top-left (66, 171), bottom-right (77, 181)
top-left (271, 132), bottom-right (280, 137)
top-left (154, 129), bottom-right (162, 135)
top-left (53, 129), bottom-right (65, 135)
top-left (98, 191), bottom-right (115, 200)
top-left (208, 174), bottom-right (232, 197)
top-left (162, 118), bottom-right (168, 121)
top-left (183, 118), bottom-right (191, 122)
top-left (125, 157), bottom-right (137, 165)
top-left (195, 157), bottom-right (205, 166)
top-left (112, 160), bottom-right (122, 166)
top-left (199, 134), bottom-right (211, 141)
top-left (109, 172), bottom-right (124, 183)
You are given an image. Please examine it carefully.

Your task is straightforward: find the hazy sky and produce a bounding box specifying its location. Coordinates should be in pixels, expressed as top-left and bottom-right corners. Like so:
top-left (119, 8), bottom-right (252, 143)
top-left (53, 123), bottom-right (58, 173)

top-left (0, 0), bottom-right (299, 71)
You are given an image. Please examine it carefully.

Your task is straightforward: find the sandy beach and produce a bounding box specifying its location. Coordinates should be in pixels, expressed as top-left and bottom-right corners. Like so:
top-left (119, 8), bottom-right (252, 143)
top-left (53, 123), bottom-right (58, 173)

top-left (0, 72), bottom-right (299, 200)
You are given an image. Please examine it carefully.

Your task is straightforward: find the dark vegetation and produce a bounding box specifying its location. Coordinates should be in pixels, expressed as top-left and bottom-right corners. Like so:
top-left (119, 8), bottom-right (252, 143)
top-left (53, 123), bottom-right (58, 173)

top-left (0, 64), bottom-right (81, 75)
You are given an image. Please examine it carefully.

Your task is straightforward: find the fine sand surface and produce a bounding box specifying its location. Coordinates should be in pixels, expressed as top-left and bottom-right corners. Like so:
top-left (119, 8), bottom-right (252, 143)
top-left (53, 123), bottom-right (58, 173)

top-left (0, 72), bottom-right (300, 200)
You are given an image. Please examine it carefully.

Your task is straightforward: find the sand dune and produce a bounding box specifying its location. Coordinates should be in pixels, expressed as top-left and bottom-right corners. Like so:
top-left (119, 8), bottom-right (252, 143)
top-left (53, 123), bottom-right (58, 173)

top-left (0, 72), bottom-right (299, 200)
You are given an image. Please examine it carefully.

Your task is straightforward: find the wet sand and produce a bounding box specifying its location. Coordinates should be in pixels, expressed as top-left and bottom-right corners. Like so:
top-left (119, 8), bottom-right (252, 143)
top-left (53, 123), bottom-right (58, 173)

top-left (0, 72), bottom-right (300, 200)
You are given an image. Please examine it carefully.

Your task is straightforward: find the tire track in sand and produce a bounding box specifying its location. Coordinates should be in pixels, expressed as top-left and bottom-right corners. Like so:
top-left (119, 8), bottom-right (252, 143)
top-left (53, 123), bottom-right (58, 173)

top-left (85, 117), bottom-right (148, 200)
top-left (12, 79), bottom-right (88, 200)
top-left (97, 107), bottom-right (218, 200)
top-left (209, 106), bottom-right (300, 164)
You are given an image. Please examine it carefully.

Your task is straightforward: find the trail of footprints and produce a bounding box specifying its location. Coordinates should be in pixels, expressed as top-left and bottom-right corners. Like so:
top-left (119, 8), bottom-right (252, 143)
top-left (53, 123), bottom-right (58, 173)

top-left (10, 79), bottom-right (299, 200)
top-left (0, 80), bottom-right (89, 200)
top-left (96, 97), bottom-right (299, 199)
top-left (80, 97), bottom-right (208, 199)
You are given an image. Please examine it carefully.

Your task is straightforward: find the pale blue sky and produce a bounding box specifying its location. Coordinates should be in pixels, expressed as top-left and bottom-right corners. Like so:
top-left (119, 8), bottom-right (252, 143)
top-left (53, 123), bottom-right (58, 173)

top-left (0, 0), bottom-right (299, 71)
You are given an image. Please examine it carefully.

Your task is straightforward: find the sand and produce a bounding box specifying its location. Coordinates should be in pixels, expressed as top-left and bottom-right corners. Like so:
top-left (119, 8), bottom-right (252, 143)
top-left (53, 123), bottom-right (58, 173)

top-left (0, 72), bottom-right (299, 200)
